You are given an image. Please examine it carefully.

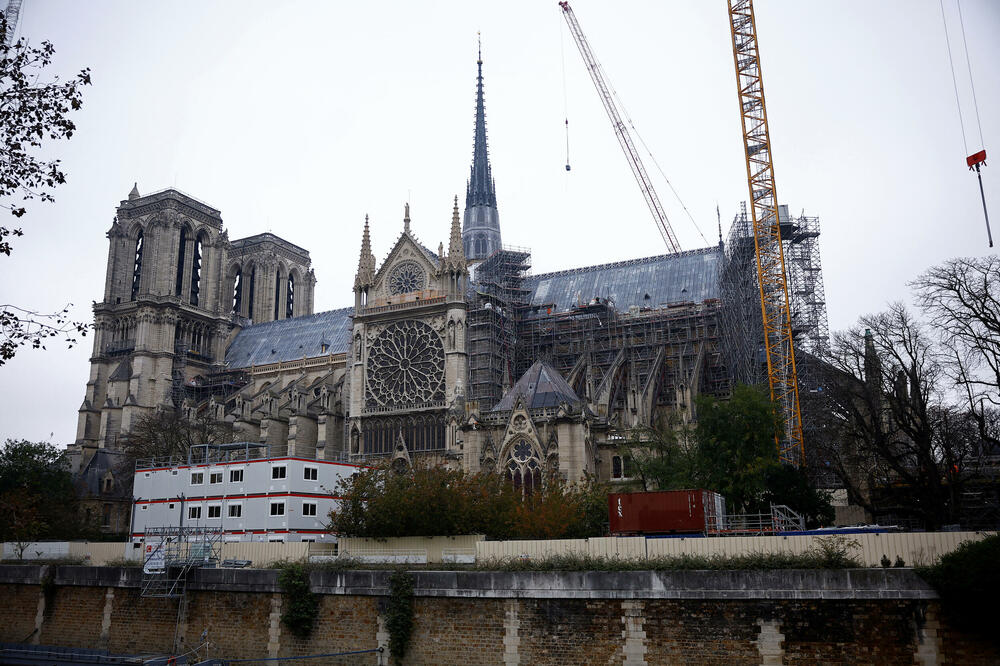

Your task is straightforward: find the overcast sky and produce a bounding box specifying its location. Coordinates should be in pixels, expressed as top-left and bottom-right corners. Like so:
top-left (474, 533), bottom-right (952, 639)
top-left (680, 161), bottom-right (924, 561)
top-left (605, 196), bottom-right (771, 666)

top-left (0, 0), bottom-right (997, 446)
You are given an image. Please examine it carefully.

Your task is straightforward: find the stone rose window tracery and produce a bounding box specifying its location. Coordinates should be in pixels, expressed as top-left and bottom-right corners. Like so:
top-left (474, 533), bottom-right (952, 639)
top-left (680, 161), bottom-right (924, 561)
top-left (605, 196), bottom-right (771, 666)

top-left (505, 438), bottom-right (542, 496)
top-left (387, 260), bottom-right (426, 295)
top-left (365, 320), bottom-right (445, 409)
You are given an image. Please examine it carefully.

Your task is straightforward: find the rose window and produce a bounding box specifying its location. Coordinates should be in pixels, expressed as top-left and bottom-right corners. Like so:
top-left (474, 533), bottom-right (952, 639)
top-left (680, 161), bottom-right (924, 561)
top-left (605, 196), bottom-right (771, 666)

top-left (512, 440), bottom-right (533, 462)
top-left (365, 320), bottom-right (445, 409)
top-left (387, 260), bottom-right (426, 295)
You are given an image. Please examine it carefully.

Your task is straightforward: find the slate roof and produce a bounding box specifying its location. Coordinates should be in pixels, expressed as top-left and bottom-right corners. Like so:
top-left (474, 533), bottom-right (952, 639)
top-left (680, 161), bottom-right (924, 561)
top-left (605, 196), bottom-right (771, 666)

top-left (223, 248), bottom-right (721, 369)
top-left (224, 307), bottom-right (353, 368)
top-left (493, 361), bottom-right (581, 412)
top-left (524, 246), bottom-right (721, 313)
top-left (74, 449), bottom-right (129, 499)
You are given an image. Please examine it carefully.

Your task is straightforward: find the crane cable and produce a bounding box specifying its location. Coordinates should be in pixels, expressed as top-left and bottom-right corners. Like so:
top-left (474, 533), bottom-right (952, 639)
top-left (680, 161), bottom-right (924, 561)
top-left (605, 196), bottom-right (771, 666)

top-left (956, 0), bottom-right (985, 151)
top-left (940, 0), bottom-right (992, 246)
top-left (560, 15), bottom-right (571, 171)
top-left (596, 45), bottom-right (710, 246)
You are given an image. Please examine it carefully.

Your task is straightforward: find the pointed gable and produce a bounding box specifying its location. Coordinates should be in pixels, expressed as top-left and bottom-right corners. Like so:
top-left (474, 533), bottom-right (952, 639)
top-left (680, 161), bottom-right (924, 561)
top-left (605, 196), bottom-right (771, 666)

top-left (493, 361), bottom-right (581, 412)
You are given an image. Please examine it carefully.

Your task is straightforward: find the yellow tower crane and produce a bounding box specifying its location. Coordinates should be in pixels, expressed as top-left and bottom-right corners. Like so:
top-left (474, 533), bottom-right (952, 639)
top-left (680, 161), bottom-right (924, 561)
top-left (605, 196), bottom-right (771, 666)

top-left (726, 0), bottom-right (805, 466)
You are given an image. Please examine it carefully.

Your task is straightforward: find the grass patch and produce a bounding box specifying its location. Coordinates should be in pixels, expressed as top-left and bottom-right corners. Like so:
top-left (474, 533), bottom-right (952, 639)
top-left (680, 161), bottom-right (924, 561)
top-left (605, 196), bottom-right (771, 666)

top-left (474, 549), bottom-right (862, 572)
top-left (0, 557), bottom-right (87, 566)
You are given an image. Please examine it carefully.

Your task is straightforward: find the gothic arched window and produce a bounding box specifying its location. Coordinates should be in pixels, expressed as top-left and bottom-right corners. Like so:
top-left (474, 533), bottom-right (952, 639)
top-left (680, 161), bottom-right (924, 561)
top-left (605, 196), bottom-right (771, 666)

top-left (175, 228), bottom-right (188, 296)
top-left (247, 266), bottom-right (256, 320)
top-left (273, 268), bottom-right (282, 320)
top-left (232, 267), bottom-right (242, 314)
top-left (286, 273), bottom-right (295, 319)
top-left (130, 231), bottom-right (144, 301)
top-left (504, 439), bottom-right (542, 497)
top-left (189, 233), bottom-right (204, 306)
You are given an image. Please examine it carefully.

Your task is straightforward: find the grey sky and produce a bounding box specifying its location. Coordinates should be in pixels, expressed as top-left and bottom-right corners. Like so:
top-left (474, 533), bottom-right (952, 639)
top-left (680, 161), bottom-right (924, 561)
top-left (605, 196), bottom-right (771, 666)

top-left (0, 0), bottom-right (997, 446)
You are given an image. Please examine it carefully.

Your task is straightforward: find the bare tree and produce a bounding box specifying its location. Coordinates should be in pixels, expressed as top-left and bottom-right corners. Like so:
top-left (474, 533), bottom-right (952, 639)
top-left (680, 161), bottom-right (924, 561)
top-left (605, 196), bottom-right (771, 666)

top-left (912, 256), bottom-right (1000, 449)
top-left (121, 409), bottom-right (238, 466)
top-left (820, 304), bottom-right (963, 529)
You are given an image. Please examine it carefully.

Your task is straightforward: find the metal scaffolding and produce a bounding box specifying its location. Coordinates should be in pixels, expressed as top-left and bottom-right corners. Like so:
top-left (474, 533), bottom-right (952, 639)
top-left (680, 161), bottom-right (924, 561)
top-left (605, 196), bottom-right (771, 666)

top-left (467, 247), bottom-right (728, 421)
top-left (720, 202), bottom-right (832, 469)
top-left (140, 526), bottom-right (223, 599)
top-left (467, 248), bottom-right (532, 411)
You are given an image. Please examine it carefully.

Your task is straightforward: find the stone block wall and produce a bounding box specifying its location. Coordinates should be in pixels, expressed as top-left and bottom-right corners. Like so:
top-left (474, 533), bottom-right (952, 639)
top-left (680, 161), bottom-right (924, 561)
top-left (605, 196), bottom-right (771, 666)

top-left (1, 566), bottom-right (999, 665)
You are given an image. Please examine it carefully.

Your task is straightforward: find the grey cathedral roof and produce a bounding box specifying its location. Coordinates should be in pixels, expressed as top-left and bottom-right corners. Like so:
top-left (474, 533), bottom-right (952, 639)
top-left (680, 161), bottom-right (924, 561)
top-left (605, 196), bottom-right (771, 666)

top-left (493, 361), bottom-right (581, 412)
top-left (224, 307), bottom-right (353, 367)
top-left (223, 247), bottom-right (721, 369)
top-left (524, 246), bottom-right (720, 313)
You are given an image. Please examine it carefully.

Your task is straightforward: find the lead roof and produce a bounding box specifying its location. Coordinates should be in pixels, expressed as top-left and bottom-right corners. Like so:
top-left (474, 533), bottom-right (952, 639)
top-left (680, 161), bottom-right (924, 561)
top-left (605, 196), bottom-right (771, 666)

top-left (524, 246), bottom-right (720, 313)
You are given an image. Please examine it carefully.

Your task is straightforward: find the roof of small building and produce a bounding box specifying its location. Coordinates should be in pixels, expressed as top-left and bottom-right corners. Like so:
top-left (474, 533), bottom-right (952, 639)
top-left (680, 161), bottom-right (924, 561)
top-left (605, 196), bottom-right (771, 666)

top-left (74, 449), bottom-right (129, 499)
top-left (524, 246), bottom-right (720, 313)
top-left (493, 361), bottom-right (580, 412)
top-left (224, 307), bottom-right (353, 368)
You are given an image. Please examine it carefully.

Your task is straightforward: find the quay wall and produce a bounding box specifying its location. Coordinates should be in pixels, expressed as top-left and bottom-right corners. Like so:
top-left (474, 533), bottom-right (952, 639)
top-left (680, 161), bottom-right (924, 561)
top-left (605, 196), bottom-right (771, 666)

top-left (0, 566), bottom-right (997, 665)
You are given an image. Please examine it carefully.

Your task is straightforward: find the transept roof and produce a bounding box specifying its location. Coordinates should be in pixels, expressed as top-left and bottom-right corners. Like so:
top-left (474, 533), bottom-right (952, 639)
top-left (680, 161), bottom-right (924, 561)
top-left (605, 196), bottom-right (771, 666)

top-left (493, 361), bottom-right (581, 412)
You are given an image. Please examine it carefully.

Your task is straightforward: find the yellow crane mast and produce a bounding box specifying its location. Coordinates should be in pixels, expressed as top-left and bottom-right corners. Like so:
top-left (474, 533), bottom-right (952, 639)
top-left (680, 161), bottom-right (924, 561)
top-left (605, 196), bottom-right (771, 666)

top-left (726, 0), bottom-right (805, 465)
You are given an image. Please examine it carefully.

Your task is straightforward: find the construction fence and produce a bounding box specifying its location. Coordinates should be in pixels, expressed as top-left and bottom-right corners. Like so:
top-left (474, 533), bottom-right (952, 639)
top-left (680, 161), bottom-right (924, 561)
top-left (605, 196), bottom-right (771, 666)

top-left (476, 531), bottom-right (995, 568)
top-left (3, 531), bottom-right (992, 568)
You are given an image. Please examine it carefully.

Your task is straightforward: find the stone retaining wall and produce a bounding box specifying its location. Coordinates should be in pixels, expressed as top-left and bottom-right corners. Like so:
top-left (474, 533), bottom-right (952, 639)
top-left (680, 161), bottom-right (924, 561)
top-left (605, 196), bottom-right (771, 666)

top-left (0, 566), bottom-right (996, 665)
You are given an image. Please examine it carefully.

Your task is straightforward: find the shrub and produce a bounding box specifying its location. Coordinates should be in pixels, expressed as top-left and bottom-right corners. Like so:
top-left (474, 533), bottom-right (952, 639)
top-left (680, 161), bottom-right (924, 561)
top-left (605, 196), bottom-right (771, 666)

top-left (385, 570), bottom-right (414, 663)
top-left (329, 462), bottom-right (608, 540)
top-left (277, 563), bottom-right (319, 638)
top-left (918, 534), bottom-right (1000, 637)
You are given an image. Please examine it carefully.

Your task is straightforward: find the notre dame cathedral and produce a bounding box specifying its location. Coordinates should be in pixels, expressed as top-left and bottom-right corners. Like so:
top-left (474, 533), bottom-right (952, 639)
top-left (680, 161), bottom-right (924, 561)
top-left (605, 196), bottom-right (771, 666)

top-left (74, 51), bottom-right (828, 488)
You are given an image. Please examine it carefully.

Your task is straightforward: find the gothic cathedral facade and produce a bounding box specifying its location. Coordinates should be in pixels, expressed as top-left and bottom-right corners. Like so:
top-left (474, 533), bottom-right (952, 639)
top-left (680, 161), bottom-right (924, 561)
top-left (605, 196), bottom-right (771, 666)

top-left (74, 51), bottom-right (727, 488)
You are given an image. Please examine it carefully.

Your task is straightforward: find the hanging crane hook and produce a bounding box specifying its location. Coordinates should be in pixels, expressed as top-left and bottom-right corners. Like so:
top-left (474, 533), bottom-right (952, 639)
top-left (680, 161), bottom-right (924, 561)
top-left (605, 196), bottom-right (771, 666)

top-left (565, 118), bottom-right (571, 171)
top-left (968, 150), bottom-right (992, 247)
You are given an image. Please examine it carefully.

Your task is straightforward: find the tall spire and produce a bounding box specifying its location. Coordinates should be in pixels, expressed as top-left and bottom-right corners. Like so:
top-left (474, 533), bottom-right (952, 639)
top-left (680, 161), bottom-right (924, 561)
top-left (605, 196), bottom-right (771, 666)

top-left (462, 36), bottom-right (502, 262)
top-left (354, 215), bottom-right (376, 290)
top-left (467, 35), bottom-right (494, 209)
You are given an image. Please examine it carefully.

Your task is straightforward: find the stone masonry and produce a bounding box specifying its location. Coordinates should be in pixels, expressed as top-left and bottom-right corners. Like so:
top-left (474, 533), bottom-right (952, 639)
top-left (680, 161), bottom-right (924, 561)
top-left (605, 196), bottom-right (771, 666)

top-left (1, 566), bottom-right (999, 665)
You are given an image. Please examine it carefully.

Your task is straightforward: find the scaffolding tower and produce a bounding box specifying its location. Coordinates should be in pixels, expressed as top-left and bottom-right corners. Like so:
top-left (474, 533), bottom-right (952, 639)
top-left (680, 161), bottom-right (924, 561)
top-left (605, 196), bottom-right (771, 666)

top-left (467, 247), bottom-right (532, 411)
top-left (720, 202), bottom-right (832, 472)
top-left (141, 526), bottom-right (223, 598)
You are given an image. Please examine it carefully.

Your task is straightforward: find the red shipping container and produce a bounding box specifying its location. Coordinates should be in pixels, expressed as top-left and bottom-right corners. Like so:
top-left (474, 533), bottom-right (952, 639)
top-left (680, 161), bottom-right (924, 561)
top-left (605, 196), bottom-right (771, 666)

top-left (608, 489), bottom-right (726, 535)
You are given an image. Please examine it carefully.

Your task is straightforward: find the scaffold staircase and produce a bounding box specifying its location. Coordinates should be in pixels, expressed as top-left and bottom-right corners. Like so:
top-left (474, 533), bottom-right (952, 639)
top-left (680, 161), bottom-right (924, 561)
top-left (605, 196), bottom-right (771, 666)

top-left (141, 526), bottom-right (223, 599)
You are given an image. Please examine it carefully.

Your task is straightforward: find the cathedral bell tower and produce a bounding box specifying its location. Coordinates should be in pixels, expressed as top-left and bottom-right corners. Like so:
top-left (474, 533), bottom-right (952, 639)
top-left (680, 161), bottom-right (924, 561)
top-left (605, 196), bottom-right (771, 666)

top-left (76, 185), bottom-right (233, 449)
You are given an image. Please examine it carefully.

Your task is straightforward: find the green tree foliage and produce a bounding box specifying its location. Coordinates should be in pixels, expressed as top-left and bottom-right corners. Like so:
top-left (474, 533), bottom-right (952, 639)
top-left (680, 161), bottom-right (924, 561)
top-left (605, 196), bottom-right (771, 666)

top-left (616, 415), bottom-right (700, 492)
top-left (694, 384), bottom-right (783, 514)
top-left (618, 385), bottom-right (834, 527)
top-left (0, 11), bottom-right (92, 365)
top-left (277, 563), bottom-right (319, 638)
top-left (329, 463), bottom-right (609, 540)
top-left (0, 439), bottom-right (83, 543)
top-left (385, 570), bottom-right (414, 663)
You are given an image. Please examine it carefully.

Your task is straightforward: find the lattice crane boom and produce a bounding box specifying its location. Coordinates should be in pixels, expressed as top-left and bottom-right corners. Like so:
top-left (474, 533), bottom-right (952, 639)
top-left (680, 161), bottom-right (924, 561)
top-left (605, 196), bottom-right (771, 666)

top-left (558, 1), bottom-right (682, 254)
top-left (726, 0), bottom-right (805, 465)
